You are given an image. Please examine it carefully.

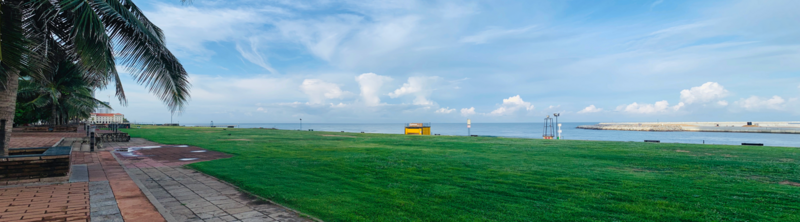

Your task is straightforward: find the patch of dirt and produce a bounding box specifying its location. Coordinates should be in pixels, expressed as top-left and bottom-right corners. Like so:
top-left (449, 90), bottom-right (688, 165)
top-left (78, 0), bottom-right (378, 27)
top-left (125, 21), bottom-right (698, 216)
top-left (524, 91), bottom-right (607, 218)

top-left (629, 168), bottom-right (655, 173)
top-left (779, 181), bottom-right (800, 187)
top-left (609, 167), bottom-right (656, 173)
top-left (217, 139), bottom-right (252, 141)
top-left (322, 135), bottom-right (356, 138)
top-left (676, 150), bottom-right (690, 153)
top-left (778, 158), bottom-right (794, 162)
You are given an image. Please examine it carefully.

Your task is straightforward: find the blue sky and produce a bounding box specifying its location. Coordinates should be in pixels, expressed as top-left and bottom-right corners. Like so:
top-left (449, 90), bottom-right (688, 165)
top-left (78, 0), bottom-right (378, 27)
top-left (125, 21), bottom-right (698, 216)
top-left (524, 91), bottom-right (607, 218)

top-left (98, 0), bottom-right (800, 124)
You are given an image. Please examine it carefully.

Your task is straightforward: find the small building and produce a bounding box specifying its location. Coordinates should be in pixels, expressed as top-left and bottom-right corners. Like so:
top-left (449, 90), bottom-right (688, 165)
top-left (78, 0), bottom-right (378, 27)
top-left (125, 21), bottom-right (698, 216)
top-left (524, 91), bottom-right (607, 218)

top-left (404, 123), bottom-right (431, 135)
top-left (88, 113), bottom-right (124, 124)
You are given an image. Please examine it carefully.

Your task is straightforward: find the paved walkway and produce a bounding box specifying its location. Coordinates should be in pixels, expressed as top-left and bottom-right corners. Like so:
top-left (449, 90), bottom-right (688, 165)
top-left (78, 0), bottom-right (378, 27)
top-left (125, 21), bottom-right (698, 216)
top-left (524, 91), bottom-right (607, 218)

top-left (3, 134), bottom-right (313, 222)
top-left (107, 139), bottom-right (311, 222)
top-left (0, 182), bottom-right (89, 221)
top-left (9, 131), bottom-right (84, 148)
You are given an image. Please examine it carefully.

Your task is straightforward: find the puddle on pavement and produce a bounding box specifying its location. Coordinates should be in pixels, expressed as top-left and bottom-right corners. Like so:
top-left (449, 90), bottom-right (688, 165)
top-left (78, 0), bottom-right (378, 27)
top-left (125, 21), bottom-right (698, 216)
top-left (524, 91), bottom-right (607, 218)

top-left (114, 145), bottom-right (191, 157)
top-left (115, 147), bottom-right (145, 157)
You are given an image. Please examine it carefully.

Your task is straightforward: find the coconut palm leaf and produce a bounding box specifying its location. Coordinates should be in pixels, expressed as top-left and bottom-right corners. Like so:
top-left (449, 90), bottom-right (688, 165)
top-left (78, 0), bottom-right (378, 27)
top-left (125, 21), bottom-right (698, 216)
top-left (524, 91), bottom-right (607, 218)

top-left (1, 1), bottom-right (31, 89)
top-left (48, 0), bottom-right (191, 112)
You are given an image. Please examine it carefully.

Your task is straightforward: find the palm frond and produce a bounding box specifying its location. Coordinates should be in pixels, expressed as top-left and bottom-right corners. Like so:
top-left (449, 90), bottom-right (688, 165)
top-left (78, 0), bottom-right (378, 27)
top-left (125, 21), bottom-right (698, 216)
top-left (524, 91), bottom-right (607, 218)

top-left (1, 2), bottom-right (30, 89)
top-left (58, 0), bottom-right (113, 74)
top-left (120, 0), bottom-right (164, 43)
top-left (28, 94), bottom-right (52, 108)
top-left (97, 0), bottom-right (190, 112)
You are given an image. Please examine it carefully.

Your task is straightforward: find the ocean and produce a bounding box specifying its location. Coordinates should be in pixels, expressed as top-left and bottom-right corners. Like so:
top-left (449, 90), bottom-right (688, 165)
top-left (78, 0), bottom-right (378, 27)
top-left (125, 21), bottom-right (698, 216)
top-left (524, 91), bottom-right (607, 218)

top-left (181, 122), bottom-right (800, 148)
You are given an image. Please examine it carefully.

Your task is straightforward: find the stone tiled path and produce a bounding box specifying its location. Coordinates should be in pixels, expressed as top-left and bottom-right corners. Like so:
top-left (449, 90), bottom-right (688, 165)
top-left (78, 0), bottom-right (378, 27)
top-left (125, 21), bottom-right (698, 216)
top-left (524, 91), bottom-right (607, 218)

top-left (0, 182), bottom-right (90, 221)
top-left (4, 134), bottom-right (312, 222)
top-left (107, 139), bottom-right (312, 222)
top-left (1, 148), bottom-right (162, 221)
top-left (98, 150), bottom-right (166, 222)
top-left (89, 181), bottom-right (123, 221)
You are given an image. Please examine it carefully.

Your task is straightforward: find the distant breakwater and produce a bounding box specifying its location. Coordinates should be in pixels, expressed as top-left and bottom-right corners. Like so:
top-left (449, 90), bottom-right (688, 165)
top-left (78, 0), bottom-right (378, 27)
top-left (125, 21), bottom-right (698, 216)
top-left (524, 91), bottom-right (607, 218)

top-left (577, 124), bottom-right (684, 131)
top-left (577, 122), bottom-right (800, 134)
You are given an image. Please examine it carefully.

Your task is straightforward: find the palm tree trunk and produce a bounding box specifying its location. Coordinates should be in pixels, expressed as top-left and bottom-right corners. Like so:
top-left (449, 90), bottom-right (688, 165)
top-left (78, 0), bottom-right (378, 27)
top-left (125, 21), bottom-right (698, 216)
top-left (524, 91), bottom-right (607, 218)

top-left (51, 104), bottom-right (57, 126)
top-left (0, 70), bottom-right (20, 156)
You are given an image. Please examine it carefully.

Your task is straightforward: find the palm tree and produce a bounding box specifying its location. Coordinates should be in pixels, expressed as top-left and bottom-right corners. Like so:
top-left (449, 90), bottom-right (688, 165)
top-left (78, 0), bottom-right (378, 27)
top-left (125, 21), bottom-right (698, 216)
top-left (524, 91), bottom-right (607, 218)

top-left (17, 60), bottom-right (111, 126)
top-left (1, 0), bottom-right (191, 155)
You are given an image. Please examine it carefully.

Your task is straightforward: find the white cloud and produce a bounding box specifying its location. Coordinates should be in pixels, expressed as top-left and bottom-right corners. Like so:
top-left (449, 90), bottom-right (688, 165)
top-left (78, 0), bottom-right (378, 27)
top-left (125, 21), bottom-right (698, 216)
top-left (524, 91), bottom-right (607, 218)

top-left (257, 107), bottom-right (266, 112)
top-left (188, 75), bottom-right (300, 102)
top-left (300, 79), bottom-right (347, 104)
top-left (440, 1), bottom-right (479, 19)
top-left (460, 26), bottom-right (536, 44)
top-left (616, 100), bottom-right (684, 114)
top-left (145, 4), bottom-right (274, 58)
top-left (275, 14), bottom-right (419, 68)
top-left (717, 100), bottom-right (729, 106)
top-left (355, 73), bottom-right (392, 106)
top-left (275, 15), bottom-right (362, 61)
top-left (461, 107), bottom-right (476, 116)
top-left (489, 95), bottom-right (535, 116)
top-left (435, 107), bottom-right (455, 114)
top-left (577, 105), bottom-right (603, 114)
top-left (734, 95), bottom-right (785, 111)
top-left (389, 76), bottom-right (440, 106)
top-left (679, 82), bottom-right (729, 104)
top-left (235, 37), bottom-right (277, 74)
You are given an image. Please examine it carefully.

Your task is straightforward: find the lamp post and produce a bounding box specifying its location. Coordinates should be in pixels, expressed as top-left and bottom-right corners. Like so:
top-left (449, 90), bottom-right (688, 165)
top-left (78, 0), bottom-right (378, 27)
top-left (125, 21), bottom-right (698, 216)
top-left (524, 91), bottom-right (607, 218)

top-left (467, 119), bottom-right (471, 136)
top-left (300, 118), bottom-right (302, 130)
top-left (553, 113), bottom-right (561, 139)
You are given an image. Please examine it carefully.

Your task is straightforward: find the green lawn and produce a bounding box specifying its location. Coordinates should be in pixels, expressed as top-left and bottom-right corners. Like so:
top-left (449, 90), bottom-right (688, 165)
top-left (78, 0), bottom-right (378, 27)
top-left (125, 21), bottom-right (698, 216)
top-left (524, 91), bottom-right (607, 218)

top-left (123, 126), bottom-right (800, 222)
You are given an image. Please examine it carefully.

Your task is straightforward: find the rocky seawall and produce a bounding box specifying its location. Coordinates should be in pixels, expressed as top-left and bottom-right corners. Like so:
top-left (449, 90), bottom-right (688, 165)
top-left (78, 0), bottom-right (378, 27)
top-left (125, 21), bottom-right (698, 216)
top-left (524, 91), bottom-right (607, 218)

top-left (578, 122), bottom-right (800, 134)
top-left (577, 124), bottom-right (684, 131)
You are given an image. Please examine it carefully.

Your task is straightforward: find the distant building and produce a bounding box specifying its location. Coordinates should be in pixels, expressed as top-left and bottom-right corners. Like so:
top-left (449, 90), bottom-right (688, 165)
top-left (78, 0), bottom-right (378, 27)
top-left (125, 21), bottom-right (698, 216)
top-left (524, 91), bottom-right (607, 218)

top-left (95, 101), bottom-right (112, 114)
top-left (89, 113), bottom-right (124, 124)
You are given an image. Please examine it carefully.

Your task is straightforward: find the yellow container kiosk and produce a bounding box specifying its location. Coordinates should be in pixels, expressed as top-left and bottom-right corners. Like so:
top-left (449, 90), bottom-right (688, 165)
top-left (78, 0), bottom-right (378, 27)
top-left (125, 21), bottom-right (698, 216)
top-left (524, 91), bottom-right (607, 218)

top-left (404, 123), bottom-right (431, 135)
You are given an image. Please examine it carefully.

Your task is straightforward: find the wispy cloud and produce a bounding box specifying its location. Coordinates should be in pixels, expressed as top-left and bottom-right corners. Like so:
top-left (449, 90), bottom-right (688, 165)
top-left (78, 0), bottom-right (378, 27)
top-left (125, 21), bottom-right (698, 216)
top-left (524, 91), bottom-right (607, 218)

top-left (460, 26), bottom-right (537, 44)
top-left (235, 37), bottom-right (277, 74)
top-left (650, 0), bottom-right (664, 10)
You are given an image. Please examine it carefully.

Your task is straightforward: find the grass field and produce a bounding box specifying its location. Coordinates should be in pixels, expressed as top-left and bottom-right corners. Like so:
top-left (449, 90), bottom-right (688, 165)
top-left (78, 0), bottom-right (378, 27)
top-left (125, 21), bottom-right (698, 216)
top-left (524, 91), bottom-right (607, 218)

top-left (123, 126), bottom-right (800, 221)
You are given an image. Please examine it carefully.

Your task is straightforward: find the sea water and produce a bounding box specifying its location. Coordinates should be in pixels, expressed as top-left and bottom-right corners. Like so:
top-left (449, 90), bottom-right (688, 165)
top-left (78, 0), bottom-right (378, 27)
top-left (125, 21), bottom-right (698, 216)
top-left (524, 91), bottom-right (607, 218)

top-left (184, 122), bottom-right (800, 148)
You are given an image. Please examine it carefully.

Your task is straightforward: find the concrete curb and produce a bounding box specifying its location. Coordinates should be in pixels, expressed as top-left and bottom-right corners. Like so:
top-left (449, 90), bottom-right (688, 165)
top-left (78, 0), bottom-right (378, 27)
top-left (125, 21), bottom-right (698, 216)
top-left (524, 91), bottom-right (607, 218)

top-left (53, 137), bottom-right (65, 147)
top-left (110, 151), bottom-right (178, 222)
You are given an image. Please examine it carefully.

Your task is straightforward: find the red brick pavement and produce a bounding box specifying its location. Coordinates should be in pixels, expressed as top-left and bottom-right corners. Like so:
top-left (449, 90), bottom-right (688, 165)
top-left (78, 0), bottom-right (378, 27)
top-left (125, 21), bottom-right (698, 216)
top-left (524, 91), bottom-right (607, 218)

top-left (0, 182), bottom-right (89, 222)
top-left (4, 129), bottom-right (168, 222)
top-left (8, 132), bottom-right (84, 149)
top-left (70, 151), bottom-right (96, 165)
top-left (97, 151), bottom-right (165, 222)
top-left (9, 136), bottom-right (62, 149)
